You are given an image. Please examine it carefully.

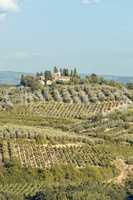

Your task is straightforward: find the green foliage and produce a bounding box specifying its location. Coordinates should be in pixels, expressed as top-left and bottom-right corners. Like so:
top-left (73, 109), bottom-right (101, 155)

top-left (53, 66), bottom-right (59, 74)
top-left (44, 71), bottom-right (52, 81)
top-left (0, 79), bottom-right (132, 200)
top-left (24, 182), bottom-right (128, 200)
top-left (126, 83), bottom-right (133, 90)
top-left (20, 75), bottom-right (42, 91)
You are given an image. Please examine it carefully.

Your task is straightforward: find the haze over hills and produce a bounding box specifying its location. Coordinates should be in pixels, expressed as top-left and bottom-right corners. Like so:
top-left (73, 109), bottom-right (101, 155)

top-left (0, 71), bottom-right (32, 85)
top-left (81, 73), bottom-right (133, 84)
top-left (103, 75), bottom-right (133, 84)
top-left (0, 71), bottom-right (132, 85)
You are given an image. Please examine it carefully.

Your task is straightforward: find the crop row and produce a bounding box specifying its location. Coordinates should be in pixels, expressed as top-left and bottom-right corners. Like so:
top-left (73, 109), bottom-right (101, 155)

top-left (0, 84), bottom-right (132, 107)
top-left (13, 100), bottom-right (128, 119)
top-left (0, 182), bottom-right (46, 196)
top-left (0, 141), bottom-right (113, 169)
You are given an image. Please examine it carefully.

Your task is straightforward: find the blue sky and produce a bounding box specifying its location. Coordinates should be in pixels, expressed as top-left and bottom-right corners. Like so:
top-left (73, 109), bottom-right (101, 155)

top-left (0, 0), bottom-right (133, 76)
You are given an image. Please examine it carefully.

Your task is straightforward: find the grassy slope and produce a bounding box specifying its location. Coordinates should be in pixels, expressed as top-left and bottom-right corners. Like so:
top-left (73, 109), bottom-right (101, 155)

top-left (0, 85), bottom-right (132, 199)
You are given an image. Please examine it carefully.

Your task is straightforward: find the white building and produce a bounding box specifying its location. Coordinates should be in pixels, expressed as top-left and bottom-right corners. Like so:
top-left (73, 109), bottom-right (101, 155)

top-left (53, 71), bottom-right (70, 82)
top-left (53, 71), bottom-right (61, 80)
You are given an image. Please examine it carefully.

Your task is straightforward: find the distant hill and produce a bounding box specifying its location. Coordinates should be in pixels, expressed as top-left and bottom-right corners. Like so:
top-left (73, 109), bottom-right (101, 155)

top-left (81, 73), bottom-right (133, 84)
top-left (103, 75), bottom-right (133, 84)
top-left (0, 71), bottom-right (132, 85)
top-left (0, 71), bottom-right (31, 85)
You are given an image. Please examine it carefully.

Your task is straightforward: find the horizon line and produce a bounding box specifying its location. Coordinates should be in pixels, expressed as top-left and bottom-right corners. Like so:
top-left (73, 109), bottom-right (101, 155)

top-left (0, 70), bottom-right (132, 78)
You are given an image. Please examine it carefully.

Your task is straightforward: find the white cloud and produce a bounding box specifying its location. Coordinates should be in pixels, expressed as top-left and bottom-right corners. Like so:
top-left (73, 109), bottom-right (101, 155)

top-left (0, 0), bottom-right (19, 11)
top-left (0, 0), bottom-right (19, 19)
top-left (81, 0), bottom-right (101, 5)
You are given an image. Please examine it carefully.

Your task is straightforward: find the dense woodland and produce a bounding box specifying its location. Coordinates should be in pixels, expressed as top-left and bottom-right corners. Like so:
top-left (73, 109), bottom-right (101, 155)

top-left (0, 69), bottom-right (132, 199)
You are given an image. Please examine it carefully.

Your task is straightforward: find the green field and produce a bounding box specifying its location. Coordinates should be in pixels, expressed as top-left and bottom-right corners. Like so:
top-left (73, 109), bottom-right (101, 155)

top-left (0, 84), bottom-right (132, 200)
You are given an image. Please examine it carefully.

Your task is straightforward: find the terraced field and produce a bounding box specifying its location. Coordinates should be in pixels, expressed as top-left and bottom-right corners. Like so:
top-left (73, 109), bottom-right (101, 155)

top-left (0, 84), bottom-right (132, 108)
top-left (0, 141), bottom-right (113, 169)
top-left (0, 182), bottom-right (47, 197)
top-left (0, 84), bottom-right (132, 200)
top-left (11, 100), bottom-right (129, 119)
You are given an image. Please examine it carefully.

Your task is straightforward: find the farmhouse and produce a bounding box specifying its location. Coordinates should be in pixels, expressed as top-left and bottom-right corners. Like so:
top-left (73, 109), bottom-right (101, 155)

top-left (55, 76), bottom-right (70, 82)
top-left (53, 71), bottom-right (70, 82)
top-left (53, 71), bottom-right (61, 80)
top-left (38, 69), bottom-right (71, 86)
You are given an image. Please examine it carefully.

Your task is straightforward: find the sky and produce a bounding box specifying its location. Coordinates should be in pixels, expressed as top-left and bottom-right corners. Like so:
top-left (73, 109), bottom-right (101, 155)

top-left (0, 0), bottom-right (133, 76)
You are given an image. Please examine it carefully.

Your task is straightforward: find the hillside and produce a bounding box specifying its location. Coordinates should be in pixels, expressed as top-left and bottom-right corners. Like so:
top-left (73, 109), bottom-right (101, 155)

top-left (0, 71), bottom-right (31, 85)
top-left (0, 71), bottom-right (133, 85)
top-left (0, 77), bottom-right (132, 200)
top-left (103, 75), bottom-right (133, 84)
top-left (81, 73), bottom-right (133, 84)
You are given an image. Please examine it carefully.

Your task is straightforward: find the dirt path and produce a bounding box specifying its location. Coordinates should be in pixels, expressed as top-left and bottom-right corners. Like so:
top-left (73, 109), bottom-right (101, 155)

top-left (108, 159), bottom-right (133, 185)
top-left (114, 159), bottom-right (129, 185)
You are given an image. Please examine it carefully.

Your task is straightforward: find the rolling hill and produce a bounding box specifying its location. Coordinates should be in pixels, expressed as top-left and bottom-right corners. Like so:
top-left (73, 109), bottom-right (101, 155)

top-left (0, 71), bottom-right (132, 85)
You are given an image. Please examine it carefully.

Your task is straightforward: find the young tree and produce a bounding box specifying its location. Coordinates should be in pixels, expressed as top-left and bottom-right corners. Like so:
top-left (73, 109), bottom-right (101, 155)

top-left (20, 74), bottom-right (25, 86)
top-left (53, 66), bottom-right (59, 73)
top-left (89, 74), bottom-right (98, 84)
top-left (63, 68), bottom-right (69, 76)
top-left (36, 72), bottom-right (40, 77)
top-left (60, 68), bottom-right (63, 76)
top-left (44, 70), bottom-right (52, 81)
top-left (73, 68), bottom-right (78, 77)
top-left (70, 69), bottom-right (74, 77)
